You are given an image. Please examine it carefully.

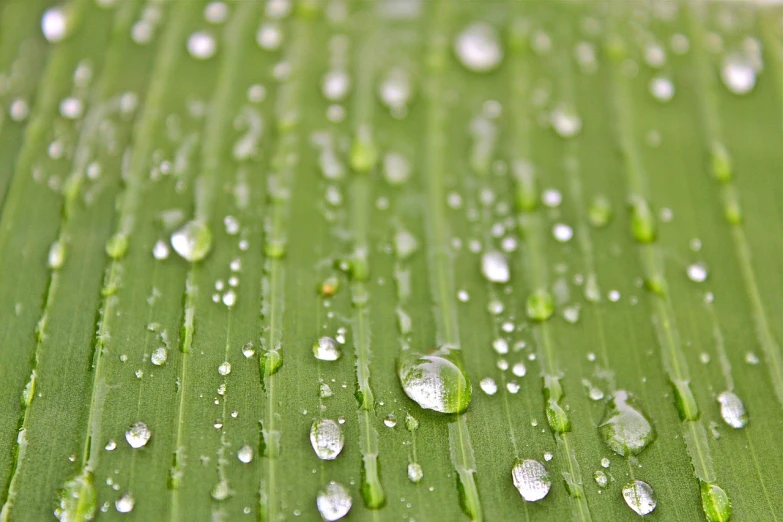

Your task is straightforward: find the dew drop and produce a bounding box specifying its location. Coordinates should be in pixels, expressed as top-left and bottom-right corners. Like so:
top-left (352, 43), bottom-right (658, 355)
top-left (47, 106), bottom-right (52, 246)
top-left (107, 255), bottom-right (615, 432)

top-left (204, 2), bottom-right (228, 24)
top-left (150, 347), bottom-right (167, 366)
top-left (393, 229), bottom-right (418, 260)
top-left (687, 262), bottom-right (708, 283)
top-left (115, 493), bottom-right (134, 513)
top-left (512, 362), bottom-right (526, 377)
top-left (506, 381), bottom-right (520, 394)
top-left (526, 289), bottom-right (554, 321)
top-left (256, 22), bottom-right (283, 51)
top-left (721, 54), bottom-right (756, 95)
top-left (398, 353), bottom-right (472, 413)
top-left (601, 457), bottom-right (610, 468)
top-left (552, 223), bottom-right (574, 243)
top-left (511, 459), bottom-right (551, 502)
top-left (383, 152), bottom-right (411, 186)
top-left (218, 361), bottom-right (231, 376)
top-left (316, 481), bottom-right (352, 521)
top-left (492, 338), bottom-right (509, 355)
top-left (717, 391), bottom-right (748, 429)
top-left (48, 240), bottom-right (66, 269)
top-left (649, 77), bottom-right (675, 102)
top-left (487, 299), bottom-right (504, 315)
top-left (700, 481), bottom-right (732, 522)
top-left (322, 70), bottom-right (350, 101)
top-left (125, 421), bottom-right (151, 448)
top-left (313, 336), bottom-right (341, 361)
top-left (42, 7), bottom-right (68, 43)
top-left (310, 419), bottom-right (344, 460)
top-left (481, 250), bottom-right (510, 283)
top-left (454, 22), bottom-right (503, 73)
top-left (407, 462), bottom-right (423, 483)
top-left (588, 194), bottom-right (613, 227)
top-left (237, 444), bottom-right (254, 463)
top-left (152, 240), bottom-right (169, 260)
top-left (479, 377), bottom-right (497, 396)
top-left (541, 189), bottom-right (562, 208)
top-left (170, 220), bottom-right (212, 262)
top-left (242, 342), bottom-right (255, 358)
top-left (59, 97), bottom-right (83, 119)
top-left (105, 440), bottom-right (117, 451)
top-left (55, 471), bottom-right (96, 522)
top-left (594, 470), bottom-right (608, 488)
top-left (551, 105), bottom-right (582, 138)
top-left (211, 480), bottom-right (231, 501)
top-left (187, 31), bottom-right (217, 59)
top-left (623, 480), bottom-right (656, 516)
top-left (598, 390), bottom-right (656, 457)
top-left (383, 414), bottom-right (397, 428)
top-left (378, 67), bottom-right (412, 116)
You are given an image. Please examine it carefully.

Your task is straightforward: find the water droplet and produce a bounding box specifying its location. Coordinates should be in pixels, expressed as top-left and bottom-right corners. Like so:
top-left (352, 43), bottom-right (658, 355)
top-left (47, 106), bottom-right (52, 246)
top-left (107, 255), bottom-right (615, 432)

top-left (394, 229), bottom-right (418, 260)
top-left (310, 419), bottom-right (344, 460)
top-left (588, 194), bottom-right (613, 227)
top-left (211, 480), bottom-right (232, 501)
top-left (745, 352), bottom-right (759, 365)
top-left (512, 362), bottom-right (527, 377)
top-left (152, 240), bottom-right (169, 260)
top-left (541, 189), bottom-right (562, 208)
top-left (59, 97), bottom-right (83, 119)
top-left (115, 493), bottom-right (134, 513)
top-left (256, 22), bottom-right (283, 51)
top-left (150, 347), bottom-right (167, 366)
top-left (237, 444), bottom-right (254, 463)
top-left (105, 440), bottom-right (116, 451)
top-left (317, 481), bottom-right (352, 521)
top-left (407, 462), bottom-right (423, 483)
top-left (404, 414), bottom-right (419, 431)
top-left (649, 77), bottom-right (675, 102)
top-left (171, 220), bottom-right (212, 262)
top-left (721, 54), bottom-right (756, 95)
top-left (383, 152), bottom-right (411, 186)
top-left (481, 250), bottom-right (509, 283)
top-left (511, 459), bottom-right (551, 502)
top-left (630, 197), bottom-right (656, 244)
top-left (487, 299), bottom-right (504, 315)
top-left (42, 7), bottom-right (68, 43)
top-left (687, 262), bottom-right (708, 283)
top-left (398, 353), bottom-right (472, 413)
top-left (204, 2), bottom-right (228, 24)
top-left (218, 361), bottom-right (231, 376)
top-left (322, 70), bottom-right (350, 101)
top-left (601, 457), bottom-right (610, 468)
top-left (454, 22), bottom-right (503, 73)
top-left (562, 306), bottom-right (580, 324)
top-left (313, 336), bottom-right (341, 361)
top-left (383, 414), bottom-right (397, 428)
top-left (378, 68), bottom-right (412, 116)
top-left (594, 470), bottom-right (608, 488)
top-left (492, 338), bottom-right (509, 355)
top-left (623, 480), bottom-right (656, 516)
top-left (48, 240), bottom-right (66, 269)
top-left (700, 481), bottom-right (732, 522)
top-left (187, 31), bottom-right (217, 60)
top-left (457, 290), bottom-right (469, 302)
top-left (507, 381), bottom-right (520, 394)
top-left (552, 223), bottom-right (574, 243)
top-left (9, 99), bottom-right (30, 122)
top-left (551, 105), bottom-right (582, 138)
top-left (598, 390), bottom-right (656, 456)
top-left (105, 233), bottom-right (129, 259)
top-left (526, 289), bottom-right (554, 321)
top-left (717, 391), bottom-right (748, 429)
top-left (479, 377), bottom-right (497, 396)
top-left (125, 421), bottom-right (151, 448)
top-left (242, 342), bottom-right (255, 358)
top-left (55, 471), bottom-right (96, 522)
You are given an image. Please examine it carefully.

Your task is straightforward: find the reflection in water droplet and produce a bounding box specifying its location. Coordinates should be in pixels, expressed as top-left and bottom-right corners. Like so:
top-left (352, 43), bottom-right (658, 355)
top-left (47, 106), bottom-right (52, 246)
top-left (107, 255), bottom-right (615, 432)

top-left (721, 54), bottom-right (756, 95)
top-left (170, 220), bottom-right (212, 262)
top-left (481, 250), bottom-right (509, 283)
top-left (55, 470), bottom-right (96, 522)
top-left (317, 481), bottom-right (352, 521)
top-left (622, 480), bottom-right (656, 516)
top-left (407, 462), bottom-right (423, 483)
top-left (398, 353), bottom-right (472, 413)
top-left (115, 493), bottom-right (134, 513)
top-left (454, 23), bottom-right (503, 73)
top-left (125, 421), bottom-right (151, 448)
top-left (310, 419), bottom-right (344, 460)
top-left (700, 481), bottom-right (732, 522)
top-left (383, 414), bottom-right (397, 428)
top-left (313, 337), bottom-right (341, 361)
top-left (598, 390), bottom-right (656, 456)
top-left (511, 459), bottom-right (551, 502)
top-left (717, 391), bottom-right (747, 429)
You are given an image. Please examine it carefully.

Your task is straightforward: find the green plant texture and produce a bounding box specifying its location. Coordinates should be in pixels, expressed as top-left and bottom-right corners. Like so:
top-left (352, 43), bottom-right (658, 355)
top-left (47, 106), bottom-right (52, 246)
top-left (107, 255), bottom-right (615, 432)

top-left (0, 0), bottom-right (781, 521)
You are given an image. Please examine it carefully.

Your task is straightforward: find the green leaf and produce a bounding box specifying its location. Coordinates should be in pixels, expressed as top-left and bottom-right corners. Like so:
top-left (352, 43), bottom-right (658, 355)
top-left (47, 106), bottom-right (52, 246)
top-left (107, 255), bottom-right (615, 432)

top-left (0, 1), bottom-right (781, 521)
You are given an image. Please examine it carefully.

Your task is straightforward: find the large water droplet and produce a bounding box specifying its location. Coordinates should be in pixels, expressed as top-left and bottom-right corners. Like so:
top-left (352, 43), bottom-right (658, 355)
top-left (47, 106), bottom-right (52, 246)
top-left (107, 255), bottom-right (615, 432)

top-left (55, 470), bottom-right (96, 522)
top-left (310, 419), bottom-right (344, 460)
top-left (313, 336), bottom-right (341, 361)
top-left (398, 353), bottom-right (472, 413)
top-left (687, 262), bottom-right (708, 283)
top-left (721, 54), bottom-right (756, 95)
top-left (407, 462), bottom-right (423, 483)
top-left (237, 444), bottom-right (254, 463)
top-left (115, 493), bottom-right (135, 513)
top-left (511, 459), bottom-right (551, 502)
top-left (171, 220), bottom-right (212, 262)
top-left (479, 377), bottom-right (497, 396)
top-left (717, 391), bottom-right (747, 429)
top-left (481, 250), bottom-right (509, 283)
top-left (700, 481), bottom-right (732, 522)
top-left (316, 481), bottom-right (352, 521)
top-left (454, 22), bottom-right (503, 73)
top-left (622, 480), bottom-right (656, 516)
top-left (598, 390), bottom-right (656, 457)
top-left (125, 421), bottom-right (151, 448)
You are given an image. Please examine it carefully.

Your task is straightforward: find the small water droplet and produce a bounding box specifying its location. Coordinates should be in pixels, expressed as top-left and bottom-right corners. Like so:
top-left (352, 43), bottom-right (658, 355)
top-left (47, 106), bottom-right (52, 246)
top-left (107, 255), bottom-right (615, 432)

top-left (481, 250), bottom-right (510, 283)
top-left (125, 421), bottom-right (151, 448)
top-left (55, 471), bottom-right (96, 522)
top-left (623, 480), bottom-right (656, 516)
top-left (745, 352), bottom-right (759, 365)
top-left (150, 347), bottom-right (167, 366)
top-left (322, 70), bottom-right (350, 101)
top-left (507, 381), bottom-right (520, 394)
top-left (42, 7), bottom-right (68, 43)
top-left (383, 152), bottom-right (411, 186)
top-left (211, 479), bottom-right (232, 501)
top-left (487, 299), bottom-right (504, 315)
top-left (588, 195), bottom-right (613, 228)
top-left (457, 290), bottom-right (469, 302)
top-left (152, 240), bottom-right (169, 260)
top-left (512, 362), bottom-right (526, 377)
top-left (320, 383), bottom-right (333, 398)
top-left (404, 414), bottom-right (419, 431)
top-left (170, 220), bottom-right (212, 262)
top-left (256, 22), bottom-right (283, 51)
top-left (526, 289), bottom-right (554, 321)
top-left (649, 76), bottom-right (675, 102)
top-left (383, 414), bottom-right (397, 428)
top-left (317, 481), bottom-right (352, 521)
top-left (407, 462), bottom-right (423, 483)
top-left (479, 377), bottom-right (497, 396)
top-left (594, 470), bottom-right (608, 488)
top-left (394, 229), bottom-right (418, 260)
top-left (687, 262), bottom-right (708, 283)
top-left (237, 444), bottom-right (254, 463)
top-left (511, 459), bottom-right (551, 502)
top-left (204, 2), bottom-right (229, 23)
top-left (379, 68), bottom-right (412, 116)
top-left (59, 97), bottom-right (84, 119)
top-left (48, 241), bottom-right (66, 269)
top-left (313, 337), bottom-right (341, 361)
top-left (310, 419), bottom-right (344, 460)
top-left (601, 457), bottom-right (610, 468)
top-left (242, 342), bottom-right (255, 358)
top-left (454, 22), bottom-right (503, 73)
top-left (115, 493), bottom-right (134, 513)
top-left (187, 31), bottom-right (217, 60)
top-left (721, 54), bottom-right (756, 95)
top-left (598, 390), bottom-right (656, 456)
top-left (717, 391), bottom-right (748, 429)
top-left (105, 440), bottom-right (117, 451)
top-left (398, 353), bottom-right (472, 413)
top-left (218, 361), bottom-right (231, 376)
top-left (551, 105), bottom-right (582, 138)
top-left (552, 223), bottom-right (573, 243)
top-left (541, 189), bottom-right (562, 208)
